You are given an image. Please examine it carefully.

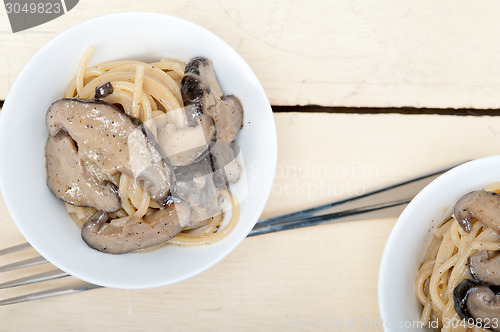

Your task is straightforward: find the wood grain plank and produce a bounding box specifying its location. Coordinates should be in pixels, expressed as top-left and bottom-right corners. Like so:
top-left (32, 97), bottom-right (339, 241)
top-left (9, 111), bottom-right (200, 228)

top-left (2, 112), bottom-right (500, 330)
top-left (3, 1), bottom-right (500, 108)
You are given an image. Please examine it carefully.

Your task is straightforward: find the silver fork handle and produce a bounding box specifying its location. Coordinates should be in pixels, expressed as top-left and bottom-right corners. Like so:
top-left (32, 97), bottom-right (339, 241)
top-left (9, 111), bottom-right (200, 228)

top-left (249, 198), bottom-right (409, 236)
top-left (0, 269), bottom-right (69, 289)
top-left (0, 282), bottom-right (102, 306)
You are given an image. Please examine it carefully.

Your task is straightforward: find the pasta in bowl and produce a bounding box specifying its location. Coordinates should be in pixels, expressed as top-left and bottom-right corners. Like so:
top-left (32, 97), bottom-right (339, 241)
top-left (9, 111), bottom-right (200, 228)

top-left (47, 51), bottom-right (243, 253)
top-left (416, 189), bottom-right (500, 331)
top-left (0, 12), bottom-right (277, 288)
top-left (378, 157), bottom-right (500, 331)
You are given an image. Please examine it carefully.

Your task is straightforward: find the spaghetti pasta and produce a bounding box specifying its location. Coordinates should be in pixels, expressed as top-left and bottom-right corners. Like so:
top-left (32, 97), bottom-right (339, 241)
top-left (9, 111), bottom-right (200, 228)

top-left (61, 47), bottom-right (239, 248)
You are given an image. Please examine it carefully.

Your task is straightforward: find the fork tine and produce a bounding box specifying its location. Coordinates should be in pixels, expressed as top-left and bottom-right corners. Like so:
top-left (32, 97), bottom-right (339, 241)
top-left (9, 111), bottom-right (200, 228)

top-left (0, 281), bottom-right (102, 306)
top-left (0, 269), bottom-right (69, 289)
top-left (0, 243), bottom-right (31, 255)
top-left (0, 256), bottom-right (48, 273)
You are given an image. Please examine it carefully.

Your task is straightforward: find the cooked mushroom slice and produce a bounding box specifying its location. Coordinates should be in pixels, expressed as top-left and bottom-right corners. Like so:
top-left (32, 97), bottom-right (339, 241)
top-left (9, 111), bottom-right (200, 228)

top-left (157, 114), bottom-right (216, 166)
top-left (206, 95), bottom-right (243, 143)
top-left (454, 190), bottom-right (500, 233)
top-left (210, 141), bottom-right (241, 186)
top-left (184, 103), bottom-right (203, 127)
top-left (46, 98), bottom-right (173, 204)
top-left (181, 57), bottom-right (244, 143)
top-left (453, 279), bottom-right (500, 331)
top-left (81, 199), bottom-right (191, 254)
top-left (94, 82), bottom-right (113, 99)
top-left (182, 57), bottom-right (222, 104)
top-left (46, 134), bottom-right (121, 212)
top-left (173, 156), bottom-right (223, 225)
top-left (468, 251), bottom-right (500, 285)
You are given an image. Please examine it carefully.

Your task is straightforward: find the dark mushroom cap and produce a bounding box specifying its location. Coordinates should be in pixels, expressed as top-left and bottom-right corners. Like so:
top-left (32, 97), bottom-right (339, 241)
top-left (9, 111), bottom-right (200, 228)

top-left (454, 190), bottom-right (500, 233)
top-left (185, 57), bottom-right (209, 76)
top-left (94, 82), bottom-right (113, 99)
top-left (469, 251), bottom-right (500, 285)
top-left (453, 279), bottom-right (500, 331)
top-left (181, 75), bottom-right (204, 104)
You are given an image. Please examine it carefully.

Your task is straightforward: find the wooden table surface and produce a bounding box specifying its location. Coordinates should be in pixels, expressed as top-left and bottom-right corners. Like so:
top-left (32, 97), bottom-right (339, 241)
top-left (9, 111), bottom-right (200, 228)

top-left (2, 1), bottom-right (500, 331)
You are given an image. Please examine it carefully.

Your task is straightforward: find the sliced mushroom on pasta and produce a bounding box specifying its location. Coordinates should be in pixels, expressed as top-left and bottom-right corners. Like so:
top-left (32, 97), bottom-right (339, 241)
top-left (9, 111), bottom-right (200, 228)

top-left (157, 114), bottom-right (217, 166)
top-left (46, 133), bottom-right (121, 212)
top-left (453, 279), bottom-right (500, 331)
top-left (468, 251), bottom-right (500, 285)
top-left (454, 190), bottom-right (500, 233)
top-left (181, 57), bottom-right (243, 143)
top-left (81, 198), bottom-right (191, 254)
top-left (46, 98), bottom-right (173, 206)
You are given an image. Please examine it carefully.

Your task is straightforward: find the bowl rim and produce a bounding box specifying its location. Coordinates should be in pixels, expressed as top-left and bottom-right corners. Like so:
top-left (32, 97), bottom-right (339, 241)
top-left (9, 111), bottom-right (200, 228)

top-left (0, 11), bottom-right (278, 289)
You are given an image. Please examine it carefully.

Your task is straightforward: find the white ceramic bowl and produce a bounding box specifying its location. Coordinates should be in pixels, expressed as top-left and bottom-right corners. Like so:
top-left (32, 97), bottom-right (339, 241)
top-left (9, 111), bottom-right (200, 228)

top-left (0, 12), bottom-right (277, 289)
top-left (378, 156), bottom-right (500, 331)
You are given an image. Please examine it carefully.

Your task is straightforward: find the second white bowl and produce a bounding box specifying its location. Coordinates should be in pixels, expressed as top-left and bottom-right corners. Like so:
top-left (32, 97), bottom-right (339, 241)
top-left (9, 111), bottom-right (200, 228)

top-left (378, 156), bottom-right (500, 331)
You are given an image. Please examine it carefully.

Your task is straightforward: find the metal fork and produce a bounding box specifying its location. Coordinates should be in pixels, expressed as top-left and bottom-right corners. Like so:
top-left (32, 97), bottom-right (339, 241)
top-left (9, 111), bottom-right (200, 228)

top-left (0, 161), bottom-right (465, 306)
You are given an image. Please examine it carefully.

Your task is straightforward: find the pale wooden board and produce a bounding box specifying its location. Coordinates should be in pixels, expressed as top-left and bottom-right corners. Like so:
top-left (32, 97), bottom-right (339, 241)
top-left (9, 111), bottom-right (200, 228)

top-left (3, 1), bottom-right (500, 108)
top-left (2, 112), bottom-right (500, 331)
